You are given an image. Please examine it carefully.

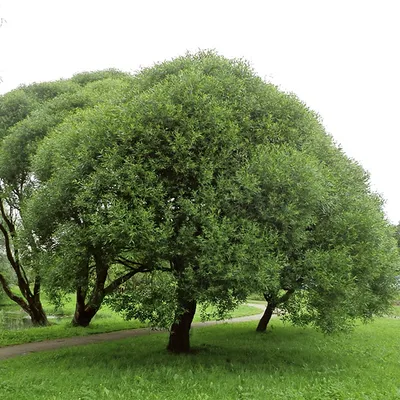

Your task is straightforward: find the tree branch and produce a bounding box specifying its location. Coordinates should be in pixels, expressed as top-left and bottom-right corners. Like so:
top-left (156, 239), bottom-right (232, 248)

top-left (0, 222), bottom-right (33, 298)
top-left (277, 288), bottom-right (295, 305)
top-left (115, 258), bottom-right (171, 273)
top-left (33, 275), bottom-right (41, 301)
top-left (19, 263), bottom-right (31, 290)
top-left (0, 200), bottom-right (15, 234)
top-left (263, 288), bottom-right (295, 306)
top-left (103, 270), bottom-right (138, 296)
top-left (0, 222), bottom-right (17, 269)
top-left (116, 256), bottom-right (148, 268)
top-left (0, 273), bottom-right (30, 313)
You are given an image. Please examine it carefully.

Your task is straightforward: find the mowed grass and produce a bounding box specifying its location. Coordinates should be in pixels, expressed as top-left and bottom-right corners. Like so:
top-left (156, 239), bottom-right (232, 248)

top-left (0, 318), bottom-right (399, 400)
top-left (0, 304), bottom-right (261, 347)
top-left (0, 312), bottom-right (147, 348)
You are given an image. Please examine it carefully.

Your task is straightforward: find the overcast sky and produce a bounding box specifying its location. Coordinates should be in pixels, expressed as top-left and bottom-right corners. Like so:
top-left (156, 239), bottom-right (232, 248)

top-left (1, 0), bottom-right (399, 222)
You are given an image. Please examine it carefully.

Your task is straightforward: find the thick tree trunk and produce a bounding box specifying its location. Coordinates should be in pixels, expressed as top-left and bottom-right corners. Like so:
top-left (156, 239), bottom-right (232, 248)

top-left (71, 284), bottom-right (101, 327)
top-left (72, 306), bottom-right (98, 327)
top-left (28, 277), bottom-right (49, 326)
top-left (71, 256), bottom-right (139, 327)
top-left (71, 253), bottom-right (105, 327)
top-left (27, 298), bottom-right (49, 326)
top-left (167, 299), bottom-right (197, 353)
top-left (0, 273), bottom-right (49, 327)
top-left (256, 302), bottom-right (275, 332)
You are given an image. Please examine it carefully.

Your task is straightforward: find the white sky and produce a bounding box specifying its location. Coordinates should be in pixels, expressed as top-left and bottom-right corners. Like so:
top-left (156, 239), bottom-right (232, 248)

top-left (1, 0), bottom-right (399, 222)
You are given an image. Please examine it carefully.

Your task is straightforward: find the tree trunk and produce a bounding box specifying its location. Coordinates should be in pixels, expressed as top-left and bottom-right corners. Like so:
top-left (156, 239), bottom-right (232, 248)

top-left (27, 298), bottom-right (49, 326)
top-left (70, 255), bottom-right (140, 327)
top-left (0, 204), bottom-right (49, 326)
top-left (257, 289), bottom-right (294, 332)
top-left (167, 299), bottom-right (197, 353)
top-left (71, 285), bottom-right (101, 327)
top-left (72, 306), bottom-right (98, 327)
top-left (256, 302), bottom-right (275, 332)
top-left (0, 273), bottom-right (49, 327)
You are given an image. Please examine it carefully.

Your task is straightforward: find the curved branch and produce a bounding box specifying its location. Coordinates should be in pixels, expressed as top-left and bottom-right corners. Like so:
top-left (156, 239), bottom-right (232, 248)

top-left (277, 288), bottom-right (295, 305)
top-left (115, 258), bottom-right (171, 273)
top-left (0, 200), bottom-right (15, 234)
top-left (0, 222), bottom-right (17, 269)
top-left (0, 273), bottom-right (30, 313)
top-left (0, 222), bottom-right (33, 299)
top-left (103, 270), bottom-right (138, 296)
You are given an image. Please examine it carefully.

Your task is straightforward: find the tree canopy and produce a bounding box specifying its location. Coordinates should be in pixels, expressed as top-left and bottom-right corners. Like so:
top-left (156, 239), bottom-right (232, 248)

top-left (0, 70), bottom-right (132, 325)
top-left (21, 51), bottom-right (399, 352)
top-left (1, 52), bottom-right (398, 352)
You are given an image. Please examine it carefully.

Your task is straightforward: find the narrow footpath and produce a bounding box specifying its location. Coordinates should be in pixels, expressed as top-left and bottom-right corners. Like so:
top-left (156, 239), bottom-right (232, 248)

top-left (0, 304), bottom-right (266, 361)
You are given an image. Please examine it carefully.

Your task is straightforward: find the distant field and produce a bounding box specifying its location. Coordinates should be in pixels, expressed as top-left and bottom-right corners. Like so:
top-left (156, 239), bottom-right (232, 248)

top-left (0, 317), bottom-right (399, 399)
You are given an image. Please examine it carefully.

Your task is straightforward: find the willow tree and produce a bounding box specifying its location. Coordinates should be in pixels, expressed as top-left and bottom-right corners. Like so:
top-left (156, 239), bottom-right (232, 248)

top-left (0, 80), bottom-right (79, 325)
top-left (27, 51), bottom-right (398, 351)
top-left (0, 70), bottom-right (130, 325)
top-left (253, 144), bottom-right (399, 332)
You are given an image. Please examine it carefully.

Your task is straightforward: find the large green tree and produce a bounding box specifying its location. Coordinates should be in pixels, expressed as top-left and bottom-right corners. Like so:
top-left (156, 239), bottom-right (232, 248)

top-left (0, 70), bottom-right (130, 325)
top-left (27, 51), bottom-right (398, 351)
top-left (22, 73), bottom-right (152, 327)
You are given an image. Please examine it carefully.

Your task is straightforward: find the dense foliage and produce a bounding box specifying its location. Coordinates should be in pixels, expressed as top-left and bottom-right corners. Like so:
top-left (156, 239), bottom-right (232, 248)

top-left (1, 52), bottom-right (398, 352)
top-left (0, 70), bottom-right (131, 325)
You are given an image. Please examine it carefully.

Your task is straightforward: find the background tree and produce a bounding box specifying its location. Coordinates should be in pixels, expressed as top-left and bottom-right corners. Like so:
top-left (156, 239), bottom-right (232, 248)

top-left (24, 73), bottom-right (157, 327)
top-left (0, 70), bottom-right (130, 325)
top-left (254, 147), bottom-right (399, 332)
top-left (0, 80), bottom-right (78, 325)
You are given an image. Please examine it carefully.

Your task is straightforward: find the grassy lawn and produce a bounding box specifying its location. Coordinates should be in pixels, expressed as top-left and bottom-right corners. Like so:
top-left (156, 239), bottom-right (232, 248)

top-left (0, 293), bottom-right (79, 316)
top-left (0, 317), bottom-right (399, 399)
top-left (0, 303), bottom-right (261, 347)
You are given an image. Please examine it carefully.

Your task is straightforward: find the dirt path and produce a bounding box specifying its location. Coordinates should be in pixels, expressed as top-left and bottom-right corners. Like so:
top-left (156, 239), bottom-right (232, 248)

top-left (0, 304), bottom-right (266, 361)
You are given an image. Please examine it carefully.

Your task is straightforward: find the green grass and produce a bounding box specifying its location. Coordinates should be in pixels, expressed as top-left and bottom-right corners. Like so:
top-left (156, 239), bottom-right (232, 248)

top-left (193, 303), bottom-right (262, 322)
top-left (0, 292), bottom-right (77, 316)
top-left (0, 304), bottom-right (261, 347)
top-left (0, 314), bottom-right (147, 347)
top-left (0, 317), bottom-right (399, 399)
